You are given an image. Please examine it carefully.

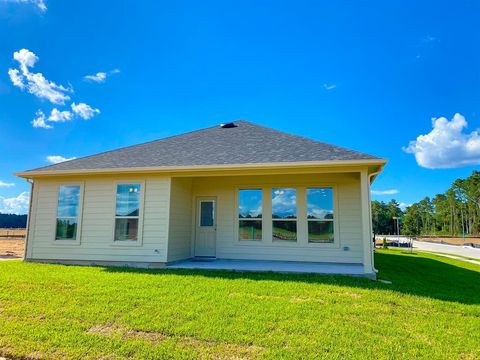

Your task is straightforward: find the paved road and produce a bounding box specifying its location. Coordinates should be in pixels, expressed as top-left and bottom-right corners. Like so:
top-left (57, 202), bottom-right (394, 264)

top-left (379, 235), bottom-right (480, 262)
top-left (412, 240), bottom-right (480, 261)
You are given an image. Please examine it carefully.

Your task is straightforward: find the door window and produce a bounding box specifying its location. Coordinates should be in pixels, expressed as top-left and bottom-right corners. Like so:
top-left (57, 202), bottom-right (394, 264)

top-left (200, 200), bottom-right (215, 227)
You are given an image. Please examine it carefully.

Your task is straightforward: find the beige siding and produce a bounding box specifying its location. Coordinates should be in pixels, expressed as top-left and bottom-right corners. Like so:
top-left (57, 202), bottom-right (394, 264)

top-left (167, 178), bottom-right (193, 262)
top-left (28, 176), bottom-right (171, 263)
top-left (192, 173), bottom-right (364, 263)
top-left (27, 170), bottom-right (367, 267)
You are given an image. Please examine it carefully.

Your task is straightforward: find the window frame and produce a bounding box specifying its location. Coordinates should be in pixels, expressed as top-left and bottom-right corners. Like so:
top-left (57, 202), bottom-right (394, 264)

top-left (271, 187), bottom-right (298, 242)
top-left (306, 187), bottom-right (336, 245)
top-left (237, 188), bottom-right (263, 241)
top-left (52, 182), bottom-right (84, 245)
top-left (111, 180), bottom-right (145, 246)
top-left (234, 183), bottom-right (340, 248)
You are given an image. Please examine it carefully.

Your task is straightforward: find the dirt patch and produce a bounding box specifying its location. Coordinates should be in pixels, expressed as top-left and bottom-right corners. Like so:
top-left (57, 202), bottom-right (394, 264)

top-left (417, 236), bottom-right (480, 246)
top-left (88, 324), bottom-right (265, 358)
top-left (0, 239), bottom-right (25, 258)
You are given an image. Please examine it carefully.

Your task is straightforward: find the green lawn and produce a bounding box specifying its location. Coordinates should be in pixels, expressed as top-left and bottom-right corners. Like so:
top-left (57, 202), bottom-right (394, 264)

top-left (0, 250), bottom-right (479, 359)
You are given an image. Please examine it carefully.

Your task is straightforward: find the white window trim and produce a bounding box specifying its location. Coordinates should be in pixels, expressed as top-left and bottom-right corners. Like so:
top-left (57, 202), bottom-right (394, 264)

top-left (234, 183), bottom-right (340, 249)
top-left (111, 180), bottom-right (146, 247)
top-left (306, 186), bottom-right (337, 246)
top-left (52, 182), bottom-right (84, 246)
top-left (236, 188), bottom-right (263, 242)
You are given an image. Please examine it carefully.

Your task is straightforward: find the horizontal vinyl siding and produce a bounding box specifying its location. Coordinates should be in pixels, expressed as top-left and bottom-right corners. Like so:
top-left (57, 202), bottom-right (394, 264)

top-left (29, 176), bottom-right (171, 263)
top-left (192, 173), bottom-right (365, 264)
top-left (167, 178), bottom-right (193, 262)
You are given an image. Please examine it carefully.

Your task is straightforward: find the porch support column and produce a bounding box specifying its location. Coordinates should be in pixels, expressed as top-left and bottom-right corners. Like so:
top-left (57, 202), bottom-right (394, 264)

top-left (360, 170), bottom-right (374, 275)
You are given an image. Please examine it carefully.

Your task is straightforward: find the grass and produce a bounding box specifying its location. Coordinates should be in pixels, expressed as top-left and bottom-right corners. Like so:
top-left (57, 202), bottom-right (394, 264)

top-left (0, 250), bottom-right (479, 359)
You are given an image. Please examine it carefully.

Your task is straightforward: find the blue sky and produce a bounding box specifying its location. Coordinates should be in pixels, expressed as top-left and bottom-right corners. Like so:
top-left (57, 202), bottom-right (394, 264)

top-left (0, 0), bottom-right (479, 213)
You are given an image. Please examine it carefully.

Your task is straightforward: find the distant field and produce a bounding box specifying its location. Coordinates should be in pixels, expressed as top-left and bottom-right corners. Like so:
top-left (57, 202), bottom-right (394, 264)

top-left (376, 235), bottom-right (480, 246)
top-left (0, 228), bottom-right (26, 238)
top-left (0, 229), bottom-right (26, 258)
top-left (0, 239), bottom-right (24, 258)
top-left (418, 236), bottom-right (480, 245)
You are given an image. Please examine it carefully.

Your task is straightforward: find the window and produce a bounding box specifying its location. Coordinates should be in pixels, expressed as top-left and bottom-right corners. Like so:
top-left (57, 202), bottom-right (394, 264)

top-left (307, 188), bottom-right (334, 243)
top-left (55, 185), bottom-right (81, 240)
top-left (238, 189), bottom-right (262, 240)
top-left (114, 183), bottom-right (141, 241)
top-left (200, 200), bottom-right (215, 227)
top-left (272, 188), bottom-right (297, 241)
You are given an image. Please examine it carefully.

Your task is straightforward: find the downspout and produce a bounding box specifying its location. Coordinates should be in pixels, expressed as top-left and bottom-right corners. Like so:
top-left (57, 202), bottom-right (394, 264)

top-left (368, 169), bottom-right (382, 273)
top-left (23, 179), bottom-right (34, 261)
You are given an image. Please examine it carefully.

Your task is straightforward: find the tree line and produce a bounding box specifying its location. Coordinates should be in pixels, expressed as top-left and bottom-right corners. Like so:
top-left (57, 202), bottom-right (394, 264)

top-left (0, 213), bottom-right (27, 228)
top-left (372, 170), bottom-right (480, 237)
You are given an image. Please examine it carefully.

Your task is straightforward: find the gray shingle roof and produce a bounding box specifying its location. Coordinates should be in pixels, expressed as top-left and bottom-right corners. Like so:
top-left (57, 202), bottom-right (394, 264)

top-left (21, 121), bottom-right (383, 174)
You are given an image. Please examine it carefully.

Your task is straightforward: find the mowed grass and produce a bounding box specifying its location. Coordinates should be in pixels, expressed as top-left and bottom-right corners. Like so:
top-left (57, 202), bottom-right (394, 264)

top-left (0, 250), bottom-right (479, 359)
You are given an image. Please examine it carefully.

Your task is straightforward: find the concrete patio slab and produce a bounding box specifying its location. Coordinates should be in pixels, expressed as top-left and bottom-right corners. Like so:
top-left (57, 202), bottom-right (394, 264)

top-left (167, 258), bottom-right (370, 277)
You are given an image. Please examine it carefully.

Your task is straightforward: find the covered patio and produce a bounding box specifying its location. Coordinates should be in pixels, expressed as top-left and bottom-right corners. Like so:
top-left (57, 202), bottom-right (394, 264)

top-left (167, 258), bottom-right (372, 278)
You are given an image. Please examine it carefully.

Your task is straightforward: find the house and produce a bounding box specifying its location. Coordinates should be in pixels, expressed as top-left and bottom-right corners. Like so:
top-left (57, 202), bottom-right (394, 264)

top-left (16, 121), bottom-right (386, 277)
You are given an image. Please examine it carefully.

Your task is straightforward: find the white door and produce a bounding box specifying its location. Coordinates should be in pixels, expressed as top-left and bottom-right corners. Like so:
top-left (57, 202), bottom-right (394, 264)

top-left (195, 198), bottom-right (216, 257)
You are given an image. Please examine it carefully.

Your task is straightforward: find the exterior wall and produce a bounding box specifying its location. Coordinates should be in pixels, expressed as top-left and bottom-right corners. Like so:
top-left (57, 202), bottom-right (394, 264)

top-left (167, 178), bottom-right (193, 262)
top-left (25, 170), bottom-right (369, 269)
top-left (26, 175), bottom-right (171, 264)
top-left (191, 173), bottom-right (364, 264)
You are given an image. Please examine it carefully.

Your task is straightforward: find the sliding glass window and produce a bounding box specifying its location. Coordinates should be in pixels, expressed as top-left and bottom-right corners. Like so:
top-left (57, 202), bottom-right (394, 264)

top-left (307, 188), bottom-right (334, 243)
top-left (272, 188), bottom-right (297, 241)
top-left (55, 185), bottom-right (81, 240)
top-left (238, 189), bottom-right (262, 240)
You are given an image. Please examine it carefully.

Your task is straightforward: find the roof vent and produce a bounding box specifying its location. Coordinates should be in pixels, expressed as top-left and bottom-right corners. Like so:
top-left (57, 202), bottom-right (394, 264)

top-left (220, 122), bottom-right (237, 129)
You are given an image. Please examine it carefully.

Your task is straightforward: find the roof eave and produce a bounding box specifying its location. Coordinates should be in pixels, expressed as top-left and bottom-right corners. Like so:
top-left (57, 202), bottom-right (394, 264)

top-left (15, 158), bottom-right (388, 178)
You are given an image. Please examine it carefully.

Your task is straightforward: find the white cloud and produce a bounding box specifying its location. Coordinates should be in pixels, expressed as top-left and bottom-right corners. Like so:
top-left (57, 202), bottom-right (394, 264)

top-left (84, 69), bottom-right (120, 83)
top-left (1, 0), bottom-right (46, 12)
top-left (46, 155), bottom-right (76, 164)
top-left (71, 102), bottom-right (100, 120)
top-left (0, 181), bottom-right (15, 187)
top-left (371, 189), bottom-right (399, 195)
top-left (399, 202), bottom-right (411, 211)
top-left (84, 72), bottom-right (107, 83)
top-left (9, 48), bottom-right (72, 105)
top-left (0, 191), bottom-right (30, 214)
top-left (403, 113), bottom-right (480, 169)
top-left (48, 108), bottom-right (73, 122)
top-left (323, 83), bottom-right (336, 90)
top-left (31, 110), bottom-right (52, 129)
top-left (8, 68), bottom-right (25, 89)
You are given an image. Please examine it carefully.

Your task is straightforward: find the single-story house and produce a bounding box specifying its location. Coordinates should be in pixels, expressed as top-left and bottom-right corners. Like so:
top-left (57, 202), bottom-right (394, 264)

top-left (16, 121), bottom-right (386, 277)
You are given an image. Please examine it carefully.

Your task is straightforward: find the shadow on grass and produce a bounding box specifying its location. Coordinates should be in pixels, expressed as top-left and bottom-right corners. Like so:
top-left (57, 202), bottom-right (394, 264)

top-left (103, 251), bottom-right (480, 305)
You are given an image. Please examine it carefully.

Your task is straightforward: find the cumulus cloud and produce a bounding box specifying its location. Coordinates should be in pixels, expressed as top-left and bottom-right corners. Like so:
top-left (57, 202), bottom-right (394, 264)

top-left (31, 110), bottom-right (52, 129)
top-left (8, 48), bottom-right (72, 105)
top-left (0, 191), bottom-right (30, 214)
top-left (403, 113), bottom-right (480, 169)
top-left (371, 189), bottom-right (399, 195)
top-left (399, 202), bottom-right (412, 211)
top-left (46, 155), bottom-right (76, 164)
top-left (0, 181), bottom-right (15, 187)
top-left (84, 69), bottom-right (120, 83)
top-left (48, 108), bottom-right (73, 122)
top-left (71, 102), bottom-right (100, 120)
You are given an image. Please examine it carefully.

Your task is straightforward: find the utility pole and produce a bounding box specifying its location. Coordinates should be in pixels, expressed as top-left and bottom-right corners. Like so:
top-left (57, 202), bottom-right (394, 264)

top-left (392, 216), bottom-right (401, 247)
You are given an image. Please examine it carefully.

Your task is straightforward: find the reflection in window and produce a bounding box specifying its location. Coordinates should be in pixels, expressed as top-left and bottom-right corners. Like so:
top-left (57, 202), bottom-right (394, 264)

top-left (238, 189), bottom-right (262, 240)
top-left (307, 188), bottom-right (334, 243)
top-left (55, 185), bottom-right (81, 240)
top-left (200, 201), bottom-right (215, 227)
top-left (272, 188), bottom-right (297, 241)
top-left (115, 184), bottom-right (141, 241)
